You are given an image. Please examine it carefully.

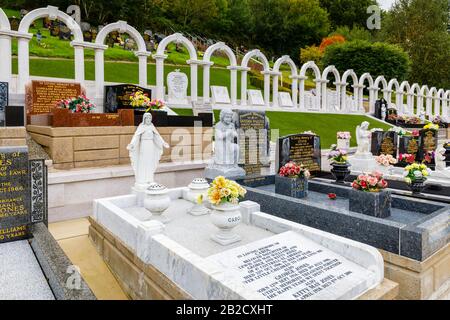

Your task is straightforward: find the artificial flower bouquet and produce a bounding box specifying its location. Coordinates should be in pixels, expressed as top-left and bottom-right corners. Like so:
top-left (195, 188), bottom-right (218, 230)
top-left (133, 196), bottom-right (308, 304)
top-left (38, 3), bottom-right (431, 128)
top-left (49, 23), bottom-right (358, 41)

top-left (56, 95), bottom-right (96, 113)
top-left (327, 145), bottom-right (348, 164)
top-left (389, 126), bottom-right (409, 136)
top-left (337, 132), bottom-right (351, 140)
top-left (207, 176), bottom-right (246, 206)
top-left (375, 154), bottom-right (398, 167)
top-left (398, 153), bottom-right (416, 165)
top-left (403, 163), bottom-right (431, 184)
top-left (352, 171), bottom-right (388, 192)
top-left (423, 123), bottom-right (439, 131)
top-left (130, 91), bottom-right (165, 112)
top-left (405, 116), bottom-right (421, 125)
top-left (278, 161), bottom-right (311, 179)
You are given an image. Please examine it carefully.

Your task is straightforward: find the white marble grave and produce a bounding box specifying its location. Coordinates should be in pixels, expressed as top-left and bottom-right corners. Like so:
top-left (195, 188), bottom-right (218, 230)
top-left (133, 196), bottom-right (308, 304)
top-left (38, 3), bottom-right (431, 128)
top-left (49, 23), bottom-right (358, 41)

top-left (211, 86), bottom-right (231, 105)
top-left (247, 89), bottom-right (265, 106)
top-left (167, 70), bottom-right (189, 106)
top-left (278, 92), bottom-right (294, 108)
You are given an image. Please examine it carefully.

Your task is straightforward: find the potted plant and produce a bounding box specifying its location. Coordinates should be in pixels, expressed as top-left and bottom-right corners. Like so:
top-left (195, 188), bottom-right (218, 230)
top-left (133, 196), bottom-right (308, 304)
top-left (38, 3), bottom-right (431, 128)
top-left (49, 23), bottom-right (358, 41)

top-left (327, 145), bottom-right (350, 183)
top-left (349, 171), bottom-right (391, 218)
top-left (403, 163), bottom-right (431, 194)
top-left (207, 176), bottom-right (247, 245)
top-left (55, 95), bottom-right (96, 113)
top-left (337, 131), bottom-right (351, 150)
top-left (275, 161), bottom-right (310, 198)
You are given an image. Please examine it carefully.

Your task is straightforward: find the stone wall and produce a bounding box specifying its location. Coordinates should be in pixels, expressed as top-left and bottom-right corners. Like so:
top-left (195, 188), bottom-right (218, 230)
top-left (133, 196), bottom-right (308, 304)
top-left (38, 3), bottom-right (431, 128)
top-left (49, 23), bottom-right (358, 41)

top-left (26, 125), bottom-right (212, 169)
top-left (0, 127), bottom-right (27, 147)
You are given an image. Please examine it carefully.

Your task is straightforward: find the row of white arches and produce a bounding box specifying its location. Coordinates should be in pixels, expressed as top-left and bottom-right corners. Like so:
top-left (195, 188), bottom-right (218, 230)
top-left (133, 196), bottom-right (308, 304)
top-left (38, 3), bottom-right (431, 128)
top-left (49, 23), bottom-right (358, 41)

top-left (0, 6), bottom-right (449, 119)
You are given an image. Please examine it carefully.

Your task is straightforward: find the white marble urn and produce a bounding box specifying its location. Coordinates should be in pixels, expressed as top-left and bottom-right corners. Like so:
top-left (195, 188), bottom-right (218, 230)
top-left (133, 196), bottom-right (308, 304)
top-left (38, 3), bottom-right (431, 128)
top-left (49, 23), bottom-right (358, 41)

top-left (144, 183), bottom-right (171, 215)
top-left (186, 178), bottom-right (210, 216)
top-left (210, 202), bottom-right (242, 246)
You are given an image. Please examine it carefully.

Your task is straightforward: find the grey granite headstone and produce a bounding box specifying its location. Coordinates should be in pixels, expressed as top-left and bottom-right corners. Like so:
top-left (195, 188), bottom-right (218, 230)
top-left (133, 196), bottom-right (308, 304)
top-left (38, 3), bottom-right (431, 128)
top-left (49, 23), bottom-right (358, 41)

top-left (0, 82), bottom-right (8, 127)
top-left (0, 146), bottom-right (31, 243)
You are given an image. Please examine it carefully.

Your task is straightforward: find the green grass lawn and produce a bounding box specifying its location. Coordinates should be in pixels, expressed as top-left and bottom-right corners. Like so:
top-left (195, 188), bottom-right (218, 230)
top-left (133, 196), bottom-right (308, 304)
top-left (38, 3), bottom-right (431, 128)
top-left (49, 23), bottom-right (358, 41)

top-left (172, 108), bottom-right (392, 148)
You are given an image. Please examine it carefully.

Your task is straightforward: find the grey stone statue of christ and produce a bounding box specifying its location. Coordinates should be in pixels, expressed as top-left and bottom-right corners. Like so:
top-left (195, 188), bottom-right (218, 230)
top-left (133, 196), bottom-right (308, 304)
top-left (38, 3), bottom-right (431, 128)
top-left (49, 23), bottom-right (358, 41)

top-left (127, 113), bottom-right (169, 188)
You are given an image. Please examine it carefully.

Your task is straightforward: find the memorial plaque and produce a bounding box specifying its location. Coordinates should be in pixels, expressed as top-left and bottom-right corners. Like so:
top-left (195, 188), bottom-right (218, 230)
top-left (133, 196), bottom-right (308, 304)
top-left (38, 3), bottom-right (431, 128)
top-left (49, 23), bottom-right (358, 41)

top-left (236, 110), bottom-right (270, 176)
top-left (211, 86), bottom-right (231, 104)
top-left (0, 82), bottom-right (8, 127)
top-left (247, 90), bottom-right (265, 106)
top-left (371, 131), bottom-right (398, 156)
top-left (208, 232), bottom-right (377, 300)
top-left (104, 84), bottom-right (152, 113)
top-left (0, 147), bottom-right (31, 244)
top-left (167, 70), bottom-right (189, 105)
top-left (26, 80), bottom-right (82, 114)
top-left (277, 134), bottom-right (321, 175)
top-left (278, 92), bottom-right (294, 108)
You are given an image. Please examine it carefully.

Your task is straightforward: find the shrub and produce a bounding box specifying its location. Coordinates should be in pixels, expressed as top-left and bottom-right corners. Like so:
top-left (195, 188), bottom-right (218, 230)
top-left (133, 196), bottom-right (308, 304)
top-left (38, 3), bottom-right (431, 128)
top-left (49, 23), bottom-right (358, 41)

top-left (300, 45), bottom-right (323, 67)
top-left (319, 35), bottom-right (346, 52)
top-left (322, 40), bottom-right (411, 81)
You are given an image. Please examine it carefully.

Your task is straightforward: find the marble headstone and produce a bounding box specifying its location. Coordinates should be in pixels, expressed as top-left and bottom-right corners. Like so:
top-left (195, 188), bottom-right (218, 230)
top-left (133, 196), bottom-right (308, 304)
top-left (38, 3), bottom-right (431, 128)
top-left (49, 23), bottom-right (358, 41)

top-left (278, 92), bottom-right (294, 108)
top-left (236, 110), bottom-right (270, 177)
top-left (277, 134), bottom-right (321, 175)
top-left (247, 90), bottom-right (265, 106)
top-left (208, 231), bottom-right (379, 300)
top-left (0, 82), bottom-right (8, 127)
top-left (0, 147), bottom-right (31, 244)
top-left (167, 70), bottom-right (189, 105)
top-left (211, 86), bottom-right (231, 104)
top-left (104, 84), bottom-right (152, 113)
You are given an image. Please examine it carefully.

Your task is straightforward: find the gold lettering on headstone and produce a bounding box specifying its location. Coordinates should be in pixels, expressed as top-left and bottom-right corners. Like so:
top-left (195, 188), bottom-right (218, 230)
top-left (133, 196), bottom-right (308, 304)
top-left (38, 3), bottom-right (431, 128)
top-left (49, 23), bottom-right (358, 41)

top-left (407, 139), bottom-right (419, 154)
top-left (423, 131), bottom-right (436, 152)
top-left (380, 137), bottom-right (395, 155)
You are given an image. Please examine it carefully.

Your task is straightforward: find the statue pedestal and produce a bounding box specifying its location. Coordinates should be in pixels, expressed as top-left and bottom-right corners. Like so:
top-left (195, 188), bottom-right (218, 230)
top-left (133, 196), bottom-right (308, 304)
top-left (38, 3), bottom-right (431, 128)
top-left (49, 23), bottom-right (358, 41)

top-left (132, 183), bottom-right (150, 207)
top-left (348, 152), bottom-right (380, 174)
top-left (204, 164), bottom-right (246, 180)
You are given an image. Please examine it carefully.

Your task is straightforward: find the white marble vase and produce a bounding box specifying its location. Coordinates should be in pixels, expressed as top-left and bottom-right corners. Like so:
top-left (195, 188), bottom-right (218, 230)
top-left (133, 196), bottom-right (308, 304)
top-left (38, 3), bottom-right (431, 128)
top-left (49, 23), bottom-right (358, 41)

top-left (210, 203), bottom-right (242, 246)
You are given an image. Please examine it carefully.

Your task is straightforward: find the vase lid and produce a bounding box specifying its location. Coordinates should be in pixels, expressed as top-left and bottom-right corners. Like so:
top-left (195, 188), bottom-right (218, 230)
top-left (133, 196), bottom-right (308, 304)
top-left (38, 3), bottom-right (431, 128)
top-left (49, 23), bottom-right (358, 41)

top-left (146, 182), bottom-right (168, 195)
top-left (188, 178), bottom-right (210, 190)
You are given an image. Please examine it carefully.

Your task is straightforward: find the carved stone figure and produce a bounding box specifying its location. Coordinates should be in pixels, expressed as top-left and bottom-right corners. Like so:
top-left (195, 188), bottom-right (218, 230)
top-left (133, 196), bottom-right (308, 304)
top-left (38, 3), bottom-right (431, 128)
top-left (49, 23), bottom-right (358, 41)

top-left (127, 113), bottom-right (169, 189)
top-left (355, 121), bottom-right (372, 156)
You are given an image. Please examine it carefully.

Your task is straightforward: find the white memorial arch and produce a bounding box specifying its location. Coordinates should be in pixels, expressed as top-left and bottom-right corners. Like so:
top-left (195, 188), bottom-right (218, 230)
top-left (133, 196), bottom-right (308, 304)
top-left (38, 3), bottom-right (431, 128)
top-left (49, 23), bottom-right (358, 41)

top-left (0, 9), bottom-right (12, 83)
top-left (358, 73), bottom-right (375, 114)
top-left (17, 6), bottom-right (84, 92)
top-left (153, 33), bottom-right (201, 103)
top-left (202, 42), bottom-right (238, 105)
top-left (272, 55), bottom-right (298, 108)
top-left (429, 87), bottom-right (439, 118)
top-left (373, 76), bottom-right (389, 104)
top-left (387, 78), bottom-right (401, 112)
top-left (240, 49), bottom-right (271, 107)
top-left (299, 61), bottom-right (322, 111)
top-left (399, 81), bottom-right (412, 115)
top-left (93, 21), bottom-right (149, 100)
top-left (321, 65), bottom-right (341, 112)
top-left (421, 86), bottom-right (432, 117)
top-left (436, 89), bottom-right (446, 117)
top-left (341, 69), bottom-right (360, 112)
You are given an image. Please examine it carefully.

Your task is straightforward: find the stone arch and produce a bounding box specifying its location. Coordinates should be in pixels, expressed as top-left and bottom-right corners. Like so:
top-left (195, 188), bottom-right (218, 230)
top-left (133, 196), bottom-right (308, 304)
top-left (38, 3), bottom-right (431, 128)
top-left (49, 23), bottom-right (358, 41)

top-left (272, 55), bottom-right (298, 108)
top-left (299, 61), bottom-right (322, 111)
top-left (421, 86), bottom-right (433, 117)
top-left (429, 87), bottom-right (439, 118)
top-left (410, 83), bottom-right (422, 116)
top-left (17, 6), bottom-right (85, 92)
top-left (373, 76), bottom-right (388, 100)
top-left (153, 33), bottom-right (199, 101)
top-left (436, 89), bottom-right (446, 117)
top-left (94, 21), bottom-right (149, 101)
top-left (240, 49), bottom-right (271, 107)
top-left (399, 81), bottom-right (412, 115)
top-left (341, 69), bottom-right (359, 113)
top-left (0, 8), bottom-right (12, 82)
top-left (321, 65), bottom-right (341, 111)
top-left (202, 42), bottom-right (238, 104)
top-left (358, 73), bottom-right (375, 113)
top-left (387, 79), bottom-right (401, 112)
top-left (443, 90), bottom-right (450, 120)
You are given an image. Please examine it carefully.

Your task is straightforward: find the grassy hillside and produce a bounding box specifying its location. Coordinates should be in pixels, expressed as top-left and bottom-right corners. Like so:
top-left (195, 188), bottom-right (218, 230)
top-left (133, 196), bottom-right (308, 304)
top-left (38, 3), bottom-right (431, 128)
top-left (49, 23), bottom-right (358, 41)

top-left (172, 109), bottom-right (392, 148)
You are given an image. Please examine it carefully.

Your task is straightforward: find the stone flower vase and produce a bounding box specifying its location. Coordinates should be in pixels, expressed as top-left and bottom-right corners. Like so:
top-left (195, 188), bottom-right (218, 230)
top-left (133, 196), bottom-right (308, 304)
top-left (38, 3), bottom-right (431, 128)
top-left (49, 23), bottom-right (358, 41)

top-left (331, 162), bottom-right (351, 183)
top-left (210, 202), bottom-right (242, 246)
top-left (349, 189), bottom-right (391, 218)
top-left (408, 178), bottom-right (426, 194)
top-left (275, 175), bottom-right (308, 199)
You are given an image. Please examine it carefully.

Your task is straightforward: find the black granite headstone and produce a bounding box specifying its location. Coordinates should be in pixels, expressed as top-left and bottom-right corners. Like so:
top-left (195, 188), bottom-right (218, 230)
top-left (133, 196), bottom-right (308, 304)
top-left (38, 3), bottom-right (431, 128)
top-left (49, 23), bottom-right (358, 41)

top-left (235, 110), bottom-right (270, 177)
top-left (444, 143), bottom-right (450, 167)
top-left (374, 99), bottom-right (388, 120)
top-left (419, 129), bottom-right (438, 167)
top-left (104, 84), bottom-right (153, 113)
top-left (0, 82), bottom-right (8, 127)
top-left (371, 131), bottom-right (398, 156)
top-left (0, 146), bottom-right (31, 243)
top-left (277, 134), bottom-right (321, 175)
top-left (398, 136), bottom-right (420, 157)
top-left (5, 106), bottom-right (25, 127)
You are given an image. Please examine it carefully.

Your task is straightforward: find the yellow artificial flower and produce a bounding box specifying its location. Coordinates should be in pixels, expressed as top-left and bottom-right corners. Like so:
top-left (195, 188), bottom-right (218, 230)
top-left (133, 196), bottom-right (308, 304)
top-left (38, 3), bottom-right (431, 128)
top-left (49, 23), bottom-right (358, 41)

top-left (422, 170), bottom-right (429, 177)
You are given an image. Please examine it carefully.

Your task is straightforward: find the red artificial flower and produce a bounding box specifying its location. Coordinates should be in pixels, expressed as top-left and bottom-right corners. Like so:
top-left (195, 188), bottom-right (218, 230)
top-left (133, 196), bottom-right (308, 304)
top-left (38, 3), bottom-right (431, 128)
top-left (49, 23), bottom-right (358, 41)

top-left (328, 193), bottom-right (337, 200)
top-left (352, 181), bottom-right (360, 189)
top-left (360, 180), bottom-right (368, 189)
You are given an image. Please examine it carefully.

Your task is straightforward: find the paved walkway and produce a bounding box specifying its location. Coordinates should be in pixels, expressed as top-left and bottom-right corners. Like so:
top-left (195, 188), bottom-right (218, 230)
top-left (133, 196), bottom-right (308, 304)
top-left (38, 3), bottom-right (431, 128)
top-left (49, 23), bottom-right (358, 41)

top-left (49, 218), bottom-right (128, 300)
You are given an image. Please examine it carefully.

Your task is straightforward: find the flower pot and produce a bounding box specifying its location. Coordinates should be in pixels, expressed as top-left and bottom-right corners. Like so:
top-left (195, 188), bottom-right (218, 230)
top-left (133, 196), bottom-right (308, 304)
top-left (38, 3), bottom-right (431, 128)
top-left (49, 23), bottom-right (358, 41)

top-left (349, 189), bottom-right (391, 218)
top-left (275, 175), bottom-right (308, 199)
top-left (408, 178), bottom-right (426, 194)
top-left (144, 183), bottom-right (171, 216)
top-left (210, 203), bottom-right (242, 246)
top-left (186, 178), bottom-right (210, 216)
top-left (330, 163), bottom-right (351, 183)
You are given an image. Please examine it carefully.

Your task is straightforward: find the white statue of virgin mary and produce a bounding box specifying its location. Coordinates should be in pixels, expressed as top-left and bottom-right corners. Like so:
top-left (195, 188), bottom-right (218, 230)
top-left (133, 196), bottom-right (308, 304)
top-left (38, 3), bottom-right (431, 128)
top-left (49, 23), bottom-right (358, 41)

top-left (127, 113), bottom-right (169, 188)
top-left (355, 121), bottom-right (372, 156)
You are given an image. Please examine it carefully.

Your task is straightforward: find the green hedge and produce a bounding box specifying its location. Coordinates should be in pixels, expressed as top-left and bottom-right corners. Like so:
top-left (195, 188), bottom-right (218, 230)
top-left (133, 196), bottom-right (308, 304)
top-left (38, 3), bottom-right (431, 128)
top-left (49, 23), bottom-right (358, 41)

top-left (322, 41), bottom-right (411, 81)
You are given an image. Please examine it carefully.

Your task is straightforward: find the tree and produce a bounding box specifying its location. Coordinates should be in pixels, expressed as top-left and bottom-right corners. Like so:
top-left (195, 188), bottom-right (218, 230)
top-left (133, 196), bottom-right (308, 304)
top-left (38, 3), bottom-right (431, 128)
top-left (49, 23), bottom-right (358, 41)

top-left (319, 0), bottom-right (379, 29)
top-left (381, 0), bottom-right (450, 88)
